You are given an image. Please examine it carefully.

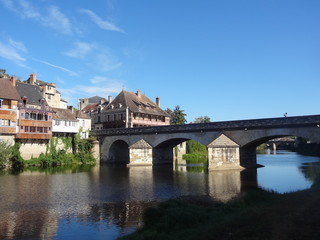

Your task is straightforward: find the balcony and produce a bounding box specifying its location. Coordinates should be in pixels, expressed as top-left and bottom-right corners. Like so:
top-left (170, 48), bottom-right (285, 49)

top-left (0, 126), bottom-right (16, 134)
top-left (0, 109), bottom-right (17, 121)
top-left (16, 133), bottom-right (52, 140)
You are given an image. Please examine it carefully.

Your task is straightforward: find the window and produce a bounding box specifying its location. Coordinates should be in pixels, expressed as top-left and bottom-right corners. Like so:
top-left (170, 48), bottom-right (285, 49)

top-left (37, 113), bottom-right (43, 121)
top-left (25, 126), bottom-right (29, 132)
top-left (25, 112), bottom-right (30, 120)
top-left (45, 114), bottom-right (48, 121)
top-left (48, 95), bottom-right (51, 100)
top-left (0, 99), bottom-right (3, 108)
top-left (30, 112), bottom-right (37, 120)
top-left (1, 119), bottom-right (9, 126)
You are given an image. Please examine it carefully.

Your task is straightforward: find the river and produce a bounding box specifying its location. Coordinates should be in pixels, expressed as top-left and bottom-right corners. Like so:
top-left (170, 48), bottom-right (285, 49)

top-left (0, 151), bottom-right (319, 239)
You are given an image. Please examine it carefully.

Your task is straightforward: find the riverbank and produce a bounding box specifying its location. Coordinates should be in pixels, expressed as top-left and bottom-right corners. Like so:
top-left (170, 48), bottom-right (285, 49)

top-left (119, 180), bottom-right (320, 240)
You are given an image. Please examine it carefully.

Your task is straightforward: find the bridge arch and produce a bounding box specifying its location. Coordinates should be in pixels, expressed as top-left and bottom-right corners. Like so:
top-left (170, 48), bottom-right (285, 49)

top-left (100, 137), bottom-right (130, 164)
top-left (153, 138), bottom-right (190, 164)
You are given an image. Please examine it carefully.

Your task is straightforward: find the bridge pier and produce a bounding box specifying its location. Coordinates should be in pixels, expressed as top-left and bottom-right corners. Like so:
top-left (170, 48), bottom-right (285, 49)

top-left (128, 139), bottom-right (153, 166)
top-left (240, 146), bottom-right (259, 168)
top-left (207, 134), bottom-right (242, 170)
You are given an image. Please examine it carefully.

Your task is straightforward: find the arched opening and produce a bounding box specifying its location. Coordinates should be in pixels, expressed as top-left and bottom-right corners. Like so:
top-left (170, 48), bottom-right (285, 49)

top-left (241, 134), bottom-right (320, 168)
top-left (108, 140), bottom-right (129, 164)
top-left (153, 138), bottom-right (189, 165)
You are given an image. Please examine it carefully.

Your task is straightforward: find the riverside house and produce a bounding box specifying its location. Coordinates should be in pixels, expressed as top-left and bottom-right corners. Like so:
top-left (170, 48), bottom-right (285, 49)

top-left (0, 77), bottom-right (21, 145)
top-left (15, 80), bottom-right (53, 159)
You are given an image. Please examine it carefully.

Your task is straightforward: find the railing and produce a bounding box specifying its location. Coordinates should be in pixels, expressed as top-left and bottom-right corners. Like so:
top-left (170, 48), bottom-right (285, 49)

top-left (92, 114), bottom-right (320, 136)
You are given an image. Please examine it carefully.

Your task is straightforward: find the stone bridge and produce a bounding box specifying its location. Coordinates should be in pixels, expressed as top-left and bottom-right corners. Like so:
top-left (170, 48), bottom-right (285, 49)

top-left (92, 115), bottom-right (320, 170)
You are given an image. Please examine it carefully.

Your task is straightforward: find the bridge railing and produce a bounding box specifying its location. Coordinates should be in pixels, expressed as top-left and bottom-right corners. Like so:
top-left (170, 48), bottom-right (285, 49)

top-left (92, 114), bottom-right (320, 136)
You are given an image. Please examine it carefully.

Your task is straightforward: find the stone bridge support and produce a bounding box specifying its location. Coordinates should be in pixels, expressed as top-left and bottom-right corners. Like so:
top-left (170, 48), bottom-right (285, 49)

top-left (128, 139), bottom-right (153, 166)
top-left (207, 134), bottom-right (242, 170)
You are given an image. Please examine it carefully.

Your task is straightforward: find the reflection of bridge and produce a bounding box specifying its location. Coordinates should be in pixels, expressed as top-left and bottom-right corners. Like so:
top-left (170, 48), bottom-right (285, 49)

top-left (93, 115), bottom-right (320, 170)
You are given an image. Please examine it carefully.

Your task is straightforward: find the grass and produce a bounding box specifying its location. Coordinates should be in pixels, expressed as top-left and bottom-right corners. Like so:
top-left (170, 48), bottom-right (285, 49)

top-left (119, 182), bottom-right (320, 240)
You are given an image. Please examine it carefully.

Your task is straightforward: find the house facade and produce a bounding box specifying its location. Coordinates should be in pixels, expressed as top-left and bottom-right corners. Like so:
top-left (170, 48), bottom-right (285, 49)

top-left (52, 107), bottom-right (78, 137)
top-left (93, 90), bottom-right (170, 130)
top-left (15, 81), bottom-right (53, 159)
top-left (0, 77), bottom-right (20, 145)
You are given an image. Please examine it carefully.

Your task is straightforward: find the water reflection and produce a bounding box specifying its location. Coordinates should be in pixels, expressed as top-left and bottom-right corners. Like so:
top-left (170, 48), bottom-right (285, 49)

top-left (0, 152), bottom-right (319, 239)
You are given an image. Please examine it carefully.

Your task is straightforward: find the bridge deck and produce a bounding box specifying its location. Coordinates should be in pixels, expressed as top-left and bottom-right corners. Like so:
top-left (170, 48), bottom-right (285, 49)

top-left (93, 114), bottom-right (320, 136)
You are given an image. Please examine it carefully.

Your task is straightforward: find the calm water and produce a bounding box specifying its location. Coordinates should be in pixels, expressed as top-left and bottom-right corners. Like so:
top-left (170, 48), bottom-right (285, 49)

top-left (0, 151), bottom-right (319, 239)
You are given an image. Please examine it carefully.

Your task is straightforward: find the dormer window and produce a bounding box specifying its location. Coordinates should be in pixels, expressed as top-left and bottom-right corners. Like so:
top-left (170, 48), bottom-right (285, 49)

top-left (119, 103), bottom-right (122, 108)
top-left (22, 96), bottom-right (28, 106)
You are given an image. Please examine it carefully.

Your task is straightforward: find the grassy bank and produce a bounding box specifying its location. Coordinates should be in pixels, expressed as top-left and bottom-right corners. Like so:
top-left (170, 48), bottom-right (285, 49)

top-left (119, 182), bottom-right (320, 240)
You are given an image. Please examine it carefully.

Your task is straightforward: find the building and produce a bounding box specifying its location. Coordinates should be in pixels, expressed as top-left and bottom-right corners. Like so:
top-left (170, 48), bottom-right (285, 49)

top-left (93, 90), bottom-right (170, 129)
top-left (75, 110), bottom-right (91, 139)
top-left (0, 77), bottom-right (21, 144)
top-left (15, 81), bottom-right (53, 140)
top-left (78, 96), bottom-right (108, 112)
top-left (51, 107), bottom-right (79, 137)
top-left (25, 73), bottom-right (67, 109)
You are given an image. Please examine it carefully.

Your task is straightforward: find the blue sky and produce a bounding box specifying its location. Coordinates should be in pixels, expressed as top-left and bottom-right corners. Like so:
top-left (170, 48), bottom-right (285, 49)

top-left (0, 0), bottom-right (319, 122)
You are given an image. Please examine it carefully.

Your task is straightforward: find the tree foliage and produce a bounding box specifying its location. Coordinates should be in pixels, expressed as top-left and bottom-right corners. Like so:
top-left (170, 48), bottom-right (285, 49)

top-left (0, 141), bottom-right (12, 167)
top-left (0, 69), bottom-right (10, 78)
top-left (167, 105), bottom-right (187, 125)
top-left (194, 116), bottom-right (211, 123)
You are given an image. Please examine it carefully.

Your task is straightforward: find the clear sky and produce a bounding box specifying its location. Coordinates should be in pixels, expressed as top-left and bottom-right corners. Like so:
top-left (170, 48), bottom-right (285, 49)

top-left (0, 0), bottom-right (319, 122)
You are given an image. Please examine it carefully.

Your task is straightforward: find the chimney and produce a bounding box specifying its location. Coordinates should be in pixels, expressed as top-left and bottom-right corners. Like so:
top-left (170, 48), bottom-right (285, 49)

top-left (136, 90), bottom-right (141, 98)
top-left (10, 76), bottom-right (16, 87)
top-left (108, 96), bottom-right (112, 103)
top-left (29, 73), bottom-right (36, 85)
top-left (156, 96), bottom-right (160, 107)
top-left (68, 106), bottom-right (74, 113)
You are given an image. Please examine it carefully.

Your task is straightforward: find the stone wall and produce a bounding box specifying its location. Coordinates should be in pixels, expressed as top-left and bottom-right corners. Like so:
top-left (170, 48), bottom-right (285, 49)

top-left (19, 140), bottom-right (48, 159)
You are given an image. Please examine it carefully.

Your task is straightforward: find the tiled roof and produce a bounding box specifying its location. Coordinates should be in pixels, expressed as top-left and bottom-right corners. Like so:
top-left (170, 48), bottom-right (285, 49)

top-left (0, 78), bottom-right (21, 100)
top-left (76, 110), bottom-right (91, 119)
top-left (82, 103), bottom-right (98, 113)
top-left (52, 107), bottom-right (77, 120)
top-left (16, 82), bottom-right (46, 106)
top-left (103, 90), bottom-right (170, 116)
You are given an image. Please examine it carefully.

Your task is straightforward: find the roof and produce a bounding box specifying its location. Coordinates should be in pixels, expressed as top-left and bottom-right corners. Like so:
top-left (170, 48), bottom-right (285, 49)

top-left (52, 107), bottom-right (77, 121)
top-left (76, 110), bottom-right (91, 119)
top-left (0, 78), bottom-right (21, 101)
top-left (88, 96), bottom-right (107, 104)
top-left (103, 90), bottom-right (170, 117)
top-left (82, 103), bottom-right (98, 113)
top-left (16, 82), bottom-right (46, 106)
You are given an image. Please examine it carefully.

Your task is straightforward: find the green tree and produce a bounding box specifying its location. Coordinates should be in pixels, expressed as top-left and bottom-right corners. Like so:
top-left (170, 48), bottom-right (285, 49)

top-left (0, 69), bottom-right (10, 78)
top-left (168, 105), bottom-right (187, 125)
top-left (0, 141), bottom-right (12, 167)
top-left (194, 116), bottom-right (211, 123)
